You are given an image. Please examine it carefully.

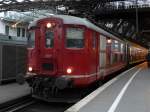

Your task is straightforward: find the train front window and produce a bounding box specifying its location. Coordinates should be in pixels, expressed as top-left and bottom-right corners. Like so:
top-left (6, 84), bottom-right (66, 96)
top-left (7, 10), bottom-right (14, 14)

top-left (66, 27), bottom-right (84, 48)
top-left (45, 28), bottom-right (54, 48)
top-left (28, 30), bottom-right (35, 48)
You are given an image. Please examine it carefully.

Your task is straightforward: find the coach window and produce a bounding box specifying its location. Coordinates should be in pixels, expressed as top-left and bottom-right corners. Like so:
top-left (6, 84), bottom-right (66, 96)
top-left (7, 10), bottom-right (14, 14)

top-left (120, 43), bottom-right (124, 61)
top-left (66, 27), bottom-right (84, 48)
top-left (120, 43), bottom-right (124, 53)
top-left (114, 40), bottom-right (119, 51)
top-left (45, 28), bottom-right (54, 48)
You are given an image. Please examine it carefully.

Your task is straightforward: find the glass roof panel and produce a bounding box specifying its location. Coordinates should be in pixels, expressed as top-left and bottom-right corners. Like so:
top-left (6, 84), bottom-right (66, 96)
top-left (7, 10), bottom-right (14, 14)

top-left (107, 0), bottom-right (150, 8)
top-left (0, 10), bottom-right (55, 23)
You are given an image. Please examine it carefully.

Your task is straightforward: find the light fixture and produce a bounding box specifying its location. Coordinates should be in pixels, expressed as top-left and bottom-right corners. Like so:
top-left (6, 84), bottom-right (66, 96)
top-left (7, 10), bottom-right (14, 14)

top-left (67, 68), bottom-right (72, 74)
top-left (17, 0), bottom-right (24, 2)
top-left (47, 23), bottom-right (52, 28)
top-left (11, 20), bottom-right (22, 28)
top-left (28, 67), bottom-right (33, 72)
top-left (107, 39), bottom-right (112, 44)
top-left (12, 24), bottom-right (16, 28)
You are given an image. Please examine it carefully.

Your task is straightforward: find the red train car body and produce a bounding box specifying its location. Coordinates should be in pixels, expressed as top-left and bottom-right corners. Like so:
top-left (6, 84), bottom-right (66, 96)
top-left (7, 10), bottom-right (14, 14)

top-left (26, 15), bottom-right (147, 101)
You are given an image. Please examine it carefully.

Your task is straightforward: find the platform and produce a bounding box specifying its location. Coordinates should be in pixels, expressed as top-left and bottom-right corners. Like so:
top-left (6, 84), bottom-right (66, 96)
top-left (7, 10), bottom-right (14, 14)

top-left (0, 83), bottom-right (30, 104)
top-left (66, 62), bottom-right (150, 112)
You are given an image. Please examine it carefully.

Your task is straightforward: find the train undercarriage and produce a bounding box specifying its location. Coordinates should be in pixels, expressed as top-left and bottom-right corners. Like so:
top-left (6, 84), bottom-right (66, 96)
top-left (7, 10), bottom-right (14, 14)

top-left (28, 76), bottom-right (72, 94)
top-left (26, 76), bottom-right (85, 102)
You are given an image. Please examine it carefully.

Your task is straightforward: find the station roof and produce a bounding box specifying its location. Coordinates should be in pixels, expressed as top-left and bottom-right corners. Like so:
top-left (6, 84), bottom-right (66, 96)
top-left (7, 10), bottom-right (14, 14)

top-left (0, 0), bottom-right (150, 48)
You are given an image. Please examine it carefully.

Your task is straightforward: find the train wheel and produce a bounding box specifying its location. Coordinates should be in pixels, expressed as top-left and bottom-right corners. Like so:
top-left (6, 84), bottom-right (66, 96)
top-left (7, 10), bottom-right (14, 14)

top-left (98, 81), bottom-right (103, 86)
top-left (51, 86), bottom-right (58, 97)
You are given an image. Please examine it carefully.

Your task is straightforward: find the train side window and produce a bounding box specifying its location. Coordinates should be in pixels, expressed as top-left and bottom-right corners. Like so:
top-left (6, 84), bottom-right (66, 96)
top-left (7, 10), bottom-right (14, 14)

top-left (114, 40), bottom-right (119, 51)
top-left (66, 27), bottom-right (84, 48)
top-left (45, 28), bottom-right (54, 48)
top-left (27, 30), bottom-right (35, 48)
top-left (120, 43), bottom-right (124, 61)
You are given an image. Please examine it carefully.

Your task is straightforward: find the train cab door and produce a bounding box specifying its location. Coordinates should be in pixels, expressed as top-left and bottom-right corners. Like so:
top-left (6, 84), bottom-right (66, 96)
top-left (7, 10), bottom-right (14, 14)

top-left (92, 32), bottom-right (99, 80)
top-left (39, 22), bottom-right (62, 74)
top-left (98, 34), bottom-right (106, 79)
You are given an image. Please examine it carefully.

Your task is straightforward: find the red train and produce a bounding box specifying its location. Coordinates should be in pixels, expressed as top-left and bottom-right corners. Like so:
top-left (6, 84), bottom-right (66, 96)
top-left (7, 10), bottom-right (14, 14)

top-left (26, 15), bottom-right (147, 101)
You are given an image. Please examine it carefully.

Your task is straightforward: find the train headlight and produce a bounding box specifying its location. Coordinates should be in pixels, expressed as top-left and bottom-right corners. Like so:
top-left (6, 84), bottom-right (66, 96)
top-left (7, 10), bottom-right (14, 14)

top-left (67, 68), bottom-right (72, 74)
top-left (47, 23), bottom-right (52, 28)
top-left (28, 67), bottom-right (33, 72)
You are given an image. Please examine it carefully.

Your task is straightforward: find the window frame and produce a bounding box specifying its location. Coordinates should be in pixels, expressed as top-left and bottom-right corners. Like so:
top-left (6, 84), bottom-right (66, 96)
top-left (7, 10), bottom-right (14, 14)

top-left (65, 25), bottom-right (85, 50)
top-left (27, 30), bottom-right (35, 48)
top-left (5, 25), bottom-right (9, 35)
top-left (22, 28), bottom-right (25, 37)
top-left (17, 28), bottom-right (21, 37)
top-left (45, 27), bottom-right (55, 48)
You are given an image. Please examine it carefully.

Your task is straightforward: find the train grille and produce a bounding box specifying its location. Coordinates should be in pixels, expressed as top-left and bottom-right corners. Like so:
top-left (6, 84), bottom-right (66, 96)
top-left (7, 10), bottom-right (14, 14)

top-left (42, 63), bottom-right (54, 71)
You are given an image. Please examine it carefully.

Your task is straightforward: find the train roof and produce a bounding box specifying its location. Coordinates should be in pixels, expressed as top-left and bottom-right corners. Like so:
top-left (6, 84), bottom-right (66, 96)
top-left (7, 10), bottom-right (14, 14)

top-left (29, 15), bottom-right (124, 42)
top-left (125, 39), bottom-right (147, 50)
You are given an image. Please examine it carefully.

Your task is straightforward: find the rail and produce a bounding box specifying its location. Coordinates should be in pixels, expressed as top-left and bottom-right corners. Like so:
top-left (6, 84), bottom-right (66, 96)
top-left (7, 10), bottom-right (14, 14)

top-left (0, 95), bottom-right (35, 112)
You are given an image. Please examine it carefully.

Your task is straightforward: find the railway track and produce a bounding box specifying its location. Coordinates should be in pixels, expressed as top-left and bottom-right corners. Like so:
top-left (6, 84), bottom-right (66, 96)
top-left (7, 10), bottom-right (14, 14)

top-left (14, 101), bottom-right (72, 112)
top-left (0, 95), bottom-right (35, 112)
top-left (0, 95), bottom-right (72, 112)
top-left (0, 65), bottom-right (138, 112)
top-left (5, 100), bottom-right (35, 112)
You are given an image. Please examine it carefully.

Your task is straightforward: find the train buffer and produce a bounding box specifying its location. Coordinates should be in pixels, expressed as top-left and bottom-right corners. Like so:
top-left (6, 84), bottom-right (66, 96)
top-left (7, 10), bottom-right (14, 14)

top-left (65, 62), bottom-right (150, 112)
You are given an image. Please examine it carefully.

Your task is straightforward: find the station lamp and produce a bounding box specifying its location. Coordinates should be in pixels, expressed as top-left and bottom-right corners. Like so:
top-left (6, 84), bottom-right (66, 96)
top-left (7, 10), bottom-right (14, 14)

top-left (12, 24), bottom-right (17, 28)
top-left (17, 0), bottom-right (24, 2)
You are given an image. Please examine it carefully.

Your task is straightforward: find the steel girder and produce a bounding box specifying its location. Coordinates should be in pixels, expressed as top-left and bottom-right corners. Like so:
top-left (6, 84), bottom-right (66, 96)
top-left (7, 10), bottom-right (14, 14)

top-left (0, 0), bottom-right (149, 48)
top-left (0, 0), bottom-right (127, 12)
